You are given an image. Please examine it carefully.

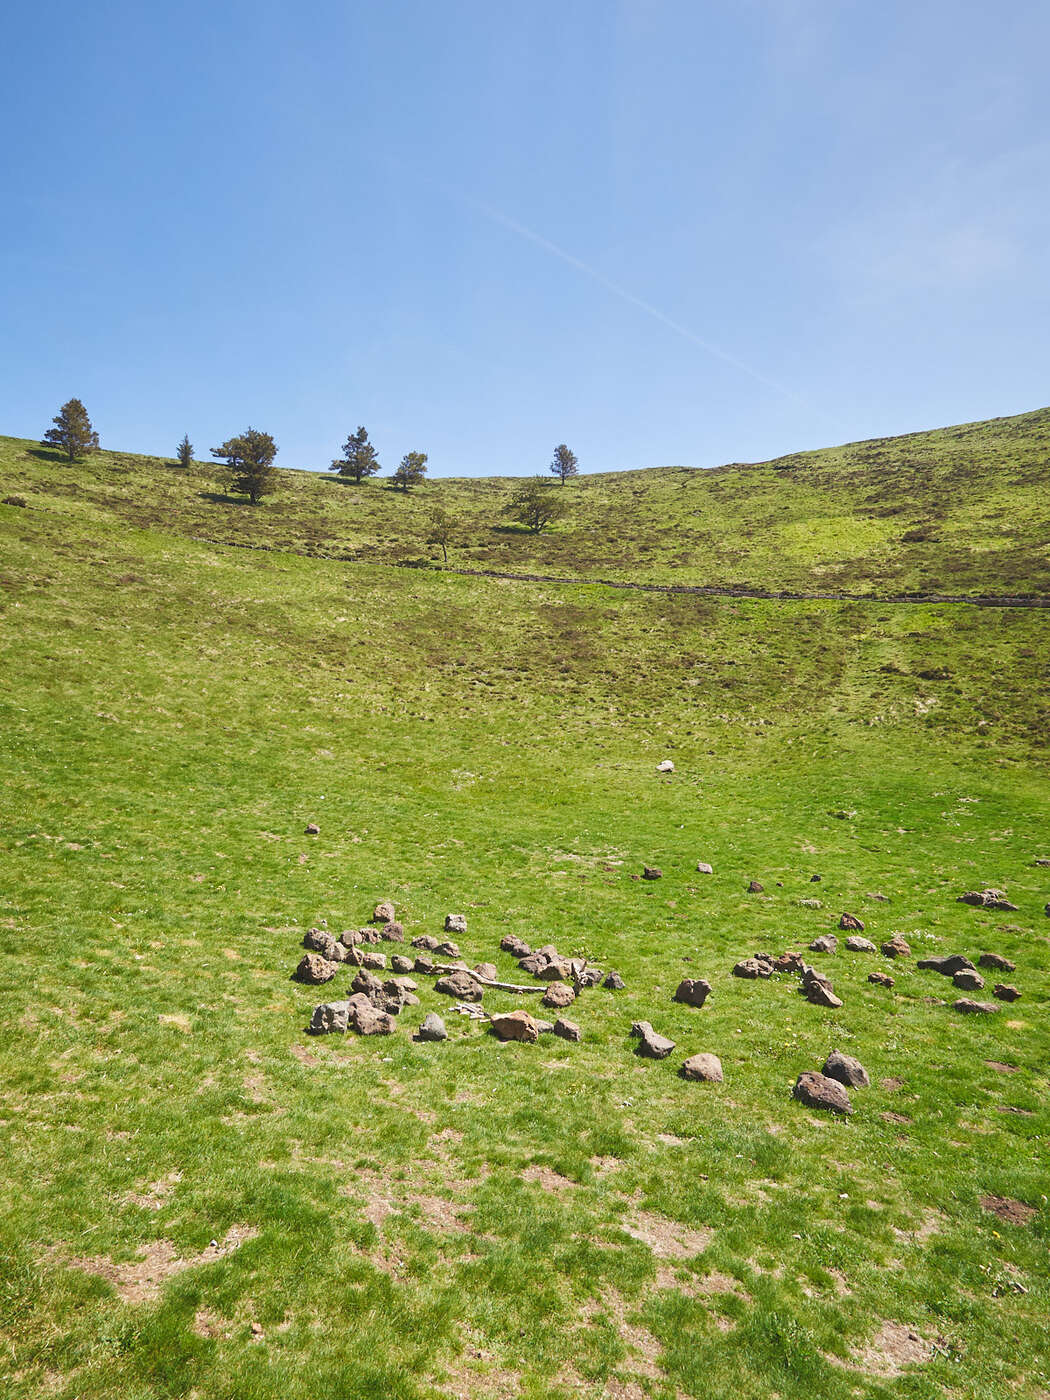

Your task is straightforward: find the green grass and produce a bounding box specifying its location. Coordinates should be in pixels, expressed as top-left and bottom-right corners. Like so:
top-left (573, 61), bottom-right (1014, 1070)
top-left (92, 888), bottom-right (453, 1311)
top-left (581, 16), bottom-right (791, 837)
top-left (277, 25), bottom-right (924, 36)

top-left (0, 420), bottom-right (1048, 1399)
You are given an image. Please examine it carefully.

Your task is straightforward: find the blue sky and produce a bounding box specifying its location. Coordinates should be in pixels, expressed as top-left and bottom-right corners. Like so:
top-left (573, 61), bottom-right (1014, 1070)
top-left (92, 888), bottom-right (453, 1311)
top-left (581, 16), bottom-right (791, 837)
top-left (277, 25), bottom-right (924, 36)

top-left (3, 0), bottom-right (1049, 476)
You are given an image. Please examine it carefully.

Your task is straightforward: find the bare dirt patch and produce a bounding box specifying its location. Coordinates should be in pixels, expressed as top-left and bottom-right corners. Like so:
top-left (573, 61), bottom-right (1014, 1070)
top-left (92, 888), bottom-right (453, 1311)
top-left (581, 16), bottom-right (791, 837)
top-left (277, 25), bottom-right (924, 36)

top-left (125, 1171), bottom-right (181, 1210)
top-left (66, 1224), bottom-right (258, 1304)
top-left (880, 1077), bottom-right (905, 1091)
top-left (985, 1061), bottom-right (1019, 1074)
top-left (980, 1195), bottom-right (1036, 1225)
top-left (893, 1208), bottom-right (945, 1244)
top-left (851, 1321), bottom-right (934, 1377)
top-left (290, 1043), bottom-right (319, 1066)
top-left (521, 1164), bottom-right (576, 1193)
top-left (623, 1211), bottom-right (712, 1259)
top-left (881, 1111), bottom-right (911, 1125)
top-left (157, 1014), bottom-right (191, 1032)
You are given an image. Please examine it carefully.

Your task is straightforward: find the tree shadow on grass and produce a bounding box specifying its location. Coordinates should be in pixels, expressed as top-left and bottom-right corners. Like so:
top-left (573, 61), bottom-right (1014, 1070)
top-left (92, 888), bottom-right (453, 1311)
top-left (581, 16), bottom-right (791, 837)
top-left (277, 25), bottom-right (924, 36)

top-left (27, 447), bottom-right (72, 464)
top-left (199, 491), bottom-right (253, 507)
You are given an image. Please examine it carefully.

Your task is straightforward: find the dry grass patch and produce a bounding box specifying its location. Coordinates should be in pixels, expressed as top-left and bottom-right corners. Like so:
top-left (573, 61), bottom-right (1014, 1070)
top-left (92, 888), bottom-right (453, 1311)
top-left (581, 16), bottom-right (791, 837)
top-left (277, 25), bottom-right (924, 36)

top-left (521, 1163), bottom-right (577, 1192)
top-left (65, 1225), bottom-right (258, 1304)
top-left (622, 1211), bottom-right (712, 1259)
top-left (125, 1170), bottom-right (182, 1210)
top-left (851, 1320), bottom-right (935, 1377)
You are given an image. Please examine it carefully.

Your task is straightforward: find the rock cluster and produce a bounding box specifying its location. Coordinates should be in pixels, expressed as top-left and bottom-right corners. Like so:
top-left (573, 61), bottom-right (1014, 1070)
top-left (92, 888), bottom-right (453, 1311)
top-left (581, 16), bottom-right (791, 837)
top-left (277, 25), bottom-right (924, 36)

top-left (957, 888), bottom-right (1018, 911)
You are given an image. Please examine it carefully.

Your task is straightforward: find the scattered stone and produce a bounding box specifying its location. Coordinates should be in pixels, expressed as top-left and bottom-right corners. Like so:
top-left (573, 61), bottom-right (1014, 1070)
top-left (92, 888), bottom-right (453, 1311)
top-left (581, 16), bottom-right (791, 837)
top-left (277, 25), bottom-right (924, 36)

top-left (304, 823), bottom-right (320, 835)
top-left (411, 934), bottom-right (440, 951)
top-left (542, 981), bottom-right (576, 1009)
top-left (881, 935), bottom-right (911, 959)
top-left (351, 968), bottom-right (383, 998)
top-left (630, 1021), bottom-right (676, 1059)
top-left (809, 934), bottom-right (838, 954)
top-left (642, 865), bottom-right (663, 880)
top-left (500, 934), bottom-right (531, 957)
top-left (518, 950), bottom-right (550, 976)
top-left (373, 900), bottom-right (396, 923)
top-left (303, 929), bottom-right (339, 958)
top-left (680, 1053), bottom-right (723, 1083)
top-left (1034, 857), bottom-right (1050, 867)
top-left (416, 1012), bottom-right (447, 1042)
top-left (810, 874), bottom-right (822, 883)
top-left (673, 977), bottom-right (713, 1008)
top-left (359, 949), bottom-right (387, 971)
top-left (952, 969), bottom-right (985, 991)
top-left (434, 970), bottom-right (483, 1002)
top-left (804, 980), bottom-right (843, 1009)
top-left (391, 954), bottom-right (414, 974)
top-left (552, 1017), bottom-right (581, 1042)
top-left (866, 891), bottom-right (892, 902)
top-left (993, 983), bottom-right (1021, 1002)
top-left (308, 1001), bottom-right (349, 1034)
top-left (838, 913), bottom-right (865, 931)
top-left (435, 940), bottom-right (461, 959)
top-left (414, 954), bottom-right (436, 975)
top-left (845, 935), bottom-right (877, 953)
top-left (917, 954), bottom-right (974, 975)
top-left (533, 1018), bottom-right (555, 1034)
top-left (957, 889), bottom-right (1019, 911)
top-left (603, 971), bottom-right (626, 990)
top-left (868, 971), bottom-right (895, 988)
top-left (747, 880), bottom-right (764, 893)
top-left (696, 861), bottom-right (713, 874)
top-left (657, 759), bottom-right (674, 772)
top-left (733, 957), bottom-right (772, 979)
top-left (772, 951), bottom-right (804, 973)
top-left (978, 952), bottom-right (1016, 972)
top-left (328, 942), bottom-right (353, 964)
top-left (792, 1071), bottom-right (852, 1115)
top-left (380, 921), bottom-right (404, 942)
top-left (473, 962), bottom-right (498, 981)
top-left (576, 967), bottom-right (605, 987)
top-left (293, 953), bottom-right (338, 985)
top-left (345, 992), bottom-right (395, 1035)
top-left (953, 998), bottom-right (999, 1014)
top-left (537, 944), bottom-right (560, 957)
top-left (822, 1050), bottom-right (870, 1089)
top-left (537, 960), bottom-right (571, 981)
top-left (798, 897), bottom-right (823, 908)
top-left (357, 927), bottom-right (382, 944)
top-left (339, 928), bottom-right (364, 946)
top-left (490, 1010), bottom-right (538, 1043)
top-left (444, 914), bottom-right (467, 934)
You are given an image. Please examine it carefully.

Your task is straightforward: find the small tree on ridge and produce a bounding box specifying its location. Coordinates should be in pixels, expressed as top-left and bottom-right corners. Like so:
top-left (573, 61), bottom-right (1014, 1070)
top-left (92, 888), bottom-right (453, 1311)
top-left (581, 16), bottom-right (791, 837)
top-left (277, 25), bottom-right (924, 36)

top-left (393, 451), bottom-right (428, 492)
top-left (504, 477), bottom-right (568, 533)
top-left (211, 427), bottom-right (278, 504)
top-left (41, 398), bottom-right (100, 463)
top-left (331, 426), bottom-right (380, 484)
top-left (176, 434), bottom-right (194, 469)
top-left (550, 443), bottom-right (578, 485)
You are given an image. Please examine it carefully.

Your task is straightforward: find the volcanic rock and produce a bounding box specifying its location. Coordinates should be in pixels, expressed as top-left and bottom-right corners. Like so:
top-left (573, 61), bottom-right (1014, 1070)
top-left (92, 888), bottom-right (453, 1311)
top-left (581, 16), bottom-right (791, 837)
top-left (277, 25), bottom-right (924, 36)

top-left (952, 969), bottom-right (985, 991)
top-left (978, 952), bottom-right (1015, 972)
top-left (490, 1010), bottom-right (538, 1043)
top-left (518, 951), bottom-right (550, 976)
top-left (868, 971), bottom-right (894, 987)
top-left (553, 1017), bottom-right (581, 1042)
top-left (435, 940), bottom-right (461, 959)
top-left (957, 889), bottom-right (1019, 911)
top-left (680, 1053), bottom-right (723, 1083)
top-left (673, 977), bottom-right (713, 1008)
top-left (391, 954), bottom-right (414, 974)
top-left (305, 823), bottom-right (320, 835)
top-left (473, 962), bottom-right (498, 981)
top-left (838, 913), bottom-right (865, 931)
top-left (696, 861), bottom-right (713, 874)
top-left (822, 1050), bottom-right (870, 1088)
top-left (603, 971), bottom-right (626, 990)
top-left (845, 936), bottom-right (877, 953)
top-left (359, 949), bottom-right (387, 971)
top-left (809, 935), bottom-right (838, 954)
top-left (953, 998), bottom-right (1000, 1014)
top-left (747, 880), bottom-right (764, 893)
top-left (294, 953), bottom-right (338, 985)
top-left (444, 913), bottom-right (468, 933)
top-left (881, 935), bottom-right (911, 959)
top-left (434, 970), bottom-right (483, 1001)
top-left (630, 1021), bottom-right (676, 1059)
top-left (500, 934), bottom-right (531, 957)
top-left (993, 983), bottom-right (1021, 1002)
top-left (733, 958), bottom-right (772, 979)
top-left (308, 1001), bottom-right (349, 1034)
top-left (542, 981), bottom-right (576, 1009)
top-left (303, 929), bottom-right (340, 958)
top-left (373, 901), bottom-right (396, 923)
top-left (917, 954), bottom-right (974, 975)
top-left (417, 1012), bottom-right (448, 1042)
top-left (411, 934), bottom-right (439, 951)
top-left (793, 1071), bottom-right (852, 1115)
top-left (380, 921), bottom-right (405, 942)
top-left (642, 865), bottom-right (663, 880)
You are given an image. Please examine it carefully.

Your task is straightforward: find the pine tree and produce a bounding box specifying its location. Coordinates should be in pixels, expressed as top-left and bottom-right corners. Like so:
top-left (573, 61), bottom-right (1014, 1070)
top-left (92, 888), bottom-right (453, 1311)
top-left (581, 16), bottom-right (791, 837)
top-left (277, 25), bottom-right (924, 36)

top-left (210, 427), bottom-right (279, 504)
top-left (330, 426), bottom-right (380, 483)
top-left (392, 451), bottom-right (428, 492)
top-left (550, 443), bottom-right (578, 484)
top-left (504, 478), bottom-right (569, 533)
top-left (41, 399), bottom-right (100, 463)
top-left (176, 434), bottom-right (194, 469)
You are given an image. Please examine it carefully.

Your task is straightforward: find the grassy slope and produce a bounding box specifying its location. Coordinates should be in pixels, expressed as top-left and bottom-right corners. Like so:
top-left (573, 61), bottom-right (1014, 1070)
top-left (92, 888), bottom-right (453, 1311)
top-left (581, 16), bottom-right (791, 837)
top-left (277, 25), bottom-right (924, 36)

top-left (0, 417), bottom-right (1048, 1399)
top-left (2, 403), bottom-right (1049, 595)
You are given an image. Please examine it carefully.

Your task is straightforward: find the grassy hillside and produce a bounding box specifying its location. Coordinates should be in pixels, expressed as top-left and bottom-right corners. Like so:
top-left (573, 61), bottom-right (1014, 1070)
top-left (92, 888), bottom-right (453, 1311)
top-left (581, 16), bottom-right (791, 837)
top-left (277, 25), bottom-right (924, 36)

top-left (0, 414), bottom-right (1048, 1399)
top-left (2, 404), bottom-right (1049, 596)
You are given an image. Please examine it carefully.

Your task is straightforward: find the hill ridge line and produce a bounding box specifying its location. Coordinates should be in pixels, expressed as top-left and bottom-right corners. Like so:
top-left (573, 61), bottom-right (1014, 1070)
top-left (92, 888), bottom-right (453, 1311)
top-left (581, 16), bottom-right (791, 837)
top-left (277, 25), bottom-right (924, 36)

top-left (183, 535), bottom-right (1050, 608)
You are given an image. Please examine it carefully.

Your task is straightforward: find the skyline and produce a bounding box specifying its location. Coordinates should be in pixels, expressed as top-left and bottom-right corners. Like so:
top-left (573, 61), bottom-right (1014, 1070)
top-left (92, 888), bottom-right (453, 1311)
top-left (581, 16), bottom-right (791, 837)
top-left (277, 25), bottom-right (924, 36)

top-left (3, 1), bottom-right (1050, 476)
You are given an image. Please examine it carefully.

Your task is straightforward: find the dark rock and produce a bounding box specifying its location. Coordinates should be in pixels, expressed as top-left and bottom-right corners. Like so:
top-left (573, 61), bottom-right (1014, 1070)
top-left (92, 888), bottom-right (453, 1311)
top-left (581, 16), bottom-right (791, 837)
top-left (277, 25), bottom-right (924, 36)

top-left (444, 913), bottom-right (467, 933)
top-left (845, 935), bottom-right (877, 953)
top-left (673, 977), bottom-right (713, 1008)
top-left (792, 1071), bottom-right (853, 1115)
top-left (533, 1018), bottom-right (555, 1034)
top-left (733, 957), bottom-right (772, 979)
top-left (434, 969), bottom-right (483, 1001)
top-left (838, 913), bottom-right (865, 931)
top-left (805, 981), bottom-right (843, 1008)
top-left (978, 952), bottom-right (1016, 972)
top-left (810, 874), bottom-right (822, 882)
top-left (772, 951), bottom-right (804, 973)
top-left (294, 953), bottom-right (338, 984)
top-left (603, 971), bottom-right (626, 990)
top-left (518, 951), bottom-right (550, 976)
top-left (881, 935), bottom-right (911, 959)
top-left (391, 954), bottom-right (414, 974)
top-left (809, 934), bottom-right (838, 954)
top-left (630, 1021), bottom-right (676, 1059)
top-left (747, 880), bottom-right (764, 893)
top-left (917, 954), bottom-right (974, 975)
top-left (303, 929), bottom-right (339, 958)
top-left (542, 981), bottom-right (576, 1009)
top-left (500, 934), bottom-right (531, 957)
top-left (435, 940), bottom-right (461, 959)
top-left (346, 992), bottom-right (395, 1035)
top-left (416, 1012), bottom-right (447, 1042)
top-left (308, 1001), bottom-right (349, 1034)
top-left (373, 900), bottom-right (396, 923)
top-left (680, 1053), bottom-right (723, 1082)
top-left (411, 934), bottom-right (440, 951)
top-left (952, 969), bottom-right (985, 991)
top-left (339, 928), bottom-right (364, 946)
top-left (993, 983), bottom-right (1021, 1002)
top-left (553, 1017), bottom-right (581, 1042)
top-left (359, 949), bottom-right (387, 971)
top-left (305, 823), bottom-right (320, 835)
top-left (953, 998), bottom-right (1000, 1014)
top-left (642, 865), bottom-right (663, 880)
top-left (868, 971), bottom-right (895, 987)
top-left (380, 921), bottom-right (405, 942)
top-left (358, 927), bottom-right (382, 944)
top-left (537, 944), bottom-right (560, 958)
top-left (490, 1010), bottom-right (538, 1043)
top-left (328, 942), bottom-right (353, 963)
top-left (957, 889), bottom-right (1019, 911)
top-left (822, 1050), bottom-right (870, 1088)
top-left (576, 967), bottom-right (604, 988)
top-left (537, 961), bottom-right (570, 981)
top-left (351, 968), bottom-right (383, 999)
top-left (414, 955), bottom-right (436, 975)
